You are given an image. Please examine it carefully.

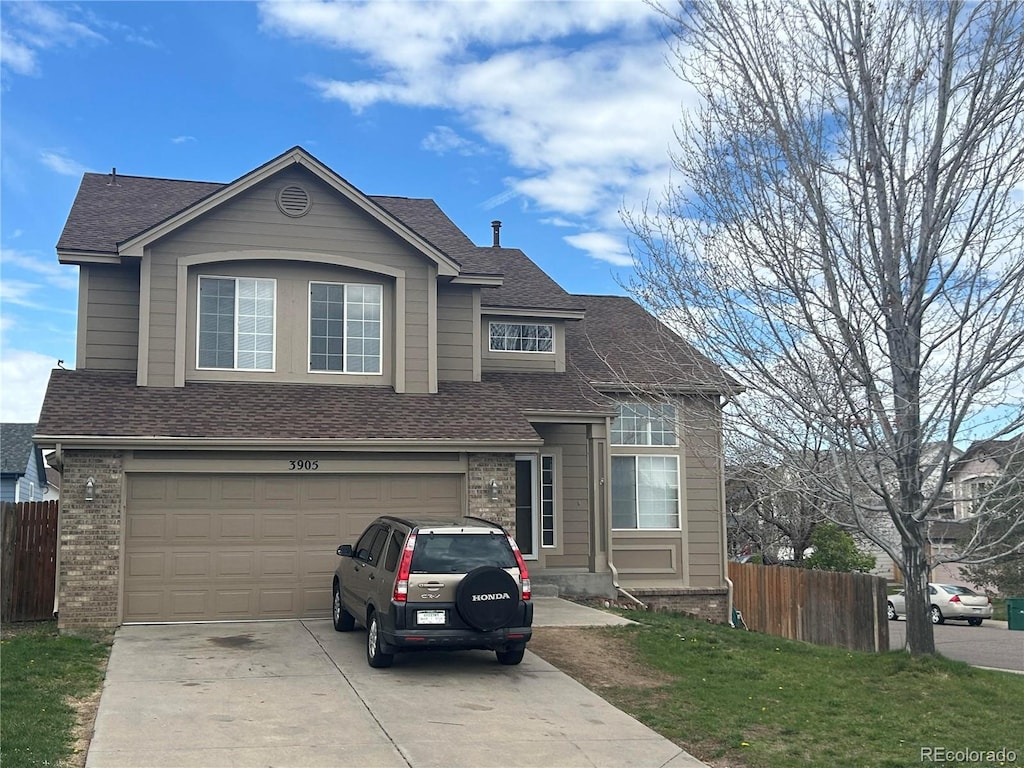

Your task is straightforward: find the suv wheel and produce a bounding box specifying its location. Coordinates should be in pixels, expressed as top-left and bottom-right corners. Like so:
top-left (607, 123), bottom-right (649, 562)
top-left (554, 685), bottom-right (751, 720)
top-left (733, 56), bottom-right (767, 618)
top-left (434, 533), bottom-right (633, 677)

top-left (332, 582), bottom-right (355, 632)
top-left (496, 646), bottom-right (525, 666)
top-left (455, 566), bottom-right (519, 631)
top-left (366, 611), bottom-right (394, 668)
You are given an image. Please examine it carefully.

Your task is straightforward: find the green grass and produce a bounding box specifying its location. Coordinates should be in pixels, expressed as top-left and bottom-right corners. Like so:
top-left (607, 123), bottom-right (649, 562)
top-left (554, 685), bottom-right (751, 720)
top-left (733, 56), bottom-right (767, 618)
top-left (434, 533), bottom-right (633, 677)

top-left (0, 622), bottom-right (111, 768)
top-left (577, 612), bottom-right (1024, 768)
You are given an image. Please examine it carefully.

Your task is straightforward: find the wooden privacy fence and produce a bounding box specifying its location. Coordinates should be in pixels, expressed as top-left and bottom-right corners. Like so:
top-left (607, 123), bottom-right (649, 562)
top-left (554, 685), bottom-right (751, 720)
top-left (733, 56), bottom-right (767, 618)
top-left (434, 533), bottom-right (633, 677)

top-left (729, 562), bottom-right (889, 653)
top-left (1, 501), bottom-right (59, 623)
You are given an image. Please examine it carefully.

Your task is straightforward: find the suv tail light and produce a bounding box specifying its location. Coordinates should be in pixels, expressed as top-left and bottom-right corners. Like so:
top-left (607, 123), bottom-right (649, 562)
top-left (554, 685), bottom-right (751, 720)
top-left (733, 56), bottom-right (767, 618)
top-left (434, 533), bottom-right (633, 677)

top-left (507, 534), bottom-right (531, 600)
top-left (393, 533), bottom-right (417, 602)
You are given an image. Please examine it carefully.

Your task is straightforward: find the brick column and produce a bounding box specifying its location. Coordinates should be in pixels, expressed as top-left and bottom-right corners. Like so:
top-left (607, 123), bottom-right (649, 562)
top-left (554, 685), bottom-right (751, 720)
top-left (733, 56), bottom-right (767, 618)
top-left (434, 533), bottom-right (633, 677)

top-left (58, 450), bottom-right (123, 631)
top-left (467, 453), bottom-right (516, 533)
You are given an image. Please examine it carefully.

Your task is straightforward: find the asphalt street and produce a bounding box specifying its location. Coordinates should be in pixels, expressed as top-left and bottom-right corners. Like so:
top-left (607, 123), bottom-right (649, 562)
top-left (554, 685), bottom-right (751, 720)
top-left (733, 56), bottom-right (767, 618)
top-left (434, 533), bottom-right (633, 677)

top-left (888, 619), bottom-right (1024, 672)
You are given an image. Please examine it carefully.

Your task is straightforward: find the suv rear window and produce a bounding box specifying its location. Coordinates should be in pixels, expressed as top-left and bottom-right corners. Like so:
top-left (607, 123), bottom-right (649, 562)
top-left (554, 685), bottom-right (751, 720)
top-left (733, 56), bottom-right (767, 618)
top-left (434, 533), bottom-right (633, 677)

top-left (410, 533), bottom-right (516, 573)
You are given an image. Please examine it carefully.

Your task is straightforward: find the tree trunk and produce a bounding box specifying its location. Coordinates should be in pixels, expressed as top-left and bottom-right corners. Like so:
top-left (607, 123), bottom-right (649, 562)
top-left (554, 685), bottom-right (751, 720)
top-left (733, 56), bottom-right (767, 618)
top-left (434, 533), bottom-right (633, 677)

top-left (902, 530), bottom-right (936, 656)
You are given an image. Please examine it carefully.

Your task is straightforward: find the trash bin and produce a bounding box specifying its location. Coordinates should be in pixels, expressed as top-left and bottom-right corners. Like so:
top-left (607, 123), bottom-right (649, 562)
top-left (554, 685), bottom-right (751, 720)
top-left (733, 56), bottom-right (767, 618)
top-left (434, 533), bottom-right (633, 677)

top-left (1007, 598), bottom-right (1024, 631)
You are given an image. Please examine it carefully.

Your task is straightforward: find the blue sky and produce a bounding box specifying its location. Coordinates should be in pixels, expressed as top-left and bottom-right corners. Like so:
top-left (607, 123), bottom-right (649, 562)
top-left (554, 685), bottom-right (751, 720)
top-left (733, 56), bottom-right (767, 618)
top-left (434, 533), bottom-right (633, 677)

top-left (0, 0), bottom-right (695, 422)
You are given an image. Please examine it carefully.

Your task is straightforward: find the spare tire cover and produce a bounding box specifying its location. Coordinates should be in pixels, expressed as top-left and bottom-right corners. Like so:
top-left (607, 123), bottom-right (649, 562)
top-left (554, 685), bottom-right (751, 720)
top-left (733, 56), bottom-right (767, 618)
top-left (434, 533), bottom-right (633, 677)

top-left (456, 567), bottom-right (519, 631)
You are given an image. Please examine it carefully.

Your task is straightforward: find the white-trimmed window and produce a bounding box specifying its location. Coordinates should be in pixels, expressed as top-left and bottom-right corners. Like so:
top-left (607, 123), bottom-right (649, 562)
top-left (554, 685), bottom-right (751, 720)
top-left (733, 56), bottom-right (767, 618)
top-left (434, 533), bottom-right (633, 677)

top-left (612, 402), bottom-right (677, 446)
top-left (198, 276), bottom-right (275, 370)
top-left (489, 322), bottom-right (553, 353)
top-left (309, 282), bottom-right (382, 374)
top-left (541, 455), bottom-right (556, 547)
top-left (611, 455), bottom-right (680, 529)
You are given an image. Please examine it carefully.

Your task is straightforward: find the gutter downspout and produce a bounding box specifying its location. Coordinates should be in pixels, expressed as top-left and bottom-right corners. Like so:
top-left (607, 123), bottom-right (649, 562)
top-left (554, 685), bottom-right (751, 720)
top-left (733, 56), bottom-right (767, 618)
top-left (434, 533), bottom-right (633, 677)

top-left (52, 442), bottom-right (62, 620)
top-left (718, 399), bottom-right (735, 627)
top-left (602, 415), bottom-right (646, 609)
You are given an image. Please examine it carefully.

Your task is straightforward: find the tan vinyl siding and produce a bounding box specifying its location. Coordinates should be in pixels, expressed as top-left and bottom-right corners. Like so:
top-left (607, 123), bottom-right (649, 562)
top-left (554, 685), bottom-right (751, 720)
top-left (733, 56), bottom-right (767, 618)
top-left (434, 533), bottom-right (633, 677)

top-left (481, 317), bottom-right (565, 373)
top-left (437, 286), bottom-right (475, 381)
top-left (681, 395), bottom-right (725, 587)
top-left (535, 423), bottom-right (590, 567)
top-left (80, 263), bottom-right (140, 371)
top-left (144, 166), bottom-right (433, 390)
top-left (611, 394), bottom-right (725, 588)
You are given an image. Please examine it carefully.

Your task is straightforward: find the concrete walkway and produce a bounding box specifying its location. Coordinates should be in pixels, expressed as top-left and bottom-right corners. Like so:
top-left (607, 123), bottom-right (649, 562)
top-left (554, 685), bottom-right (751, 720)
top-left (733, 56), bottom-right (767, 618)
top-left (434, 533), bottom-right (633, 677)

top-left (86, 600), bottom-right (706, 768)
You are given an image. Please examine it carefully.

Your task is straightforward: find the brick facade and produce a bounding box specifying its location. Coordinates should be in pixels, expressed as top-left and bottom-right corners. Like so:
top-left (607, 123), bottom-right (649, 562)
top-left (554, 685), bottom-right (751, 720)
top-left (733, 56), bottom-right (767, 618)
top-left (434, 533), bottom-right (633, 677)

top-left (628, 586), bottom-right (730, 624)
top-left (466, 453), bottom-right (516, 533)
top-left (58, 450), bottom-right (123, 630)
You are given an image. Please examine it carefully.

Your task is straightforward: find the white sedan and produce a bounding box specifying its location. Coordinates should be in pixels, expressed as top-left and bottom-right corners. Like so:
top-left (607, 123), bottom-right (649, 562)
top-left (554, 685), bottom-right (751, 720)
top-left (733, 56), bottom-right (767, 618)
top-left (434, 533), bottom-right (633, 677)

top-left (887, 583), bottom-right (993, 626)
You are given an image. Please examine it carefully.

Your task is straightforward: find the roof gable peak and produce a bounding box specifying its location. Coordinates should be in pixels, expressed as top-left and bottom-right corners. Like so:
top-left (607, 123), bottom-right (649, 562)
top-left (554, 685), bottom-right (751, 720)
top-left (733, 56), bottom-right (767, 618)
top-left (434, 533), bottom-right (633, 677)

top-left (116, 146), bottom-right (460, 275)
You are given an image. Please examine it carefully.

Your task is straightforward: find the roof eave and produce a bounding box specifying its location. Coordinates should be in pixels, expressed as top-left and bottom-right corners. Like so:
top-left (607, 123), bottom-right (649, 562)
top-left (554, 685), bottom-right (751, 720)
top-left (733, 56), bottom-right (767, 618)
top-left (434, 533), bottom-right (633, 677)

top-left (57, 249), bottom-right (122, 265)
top-left (31, 435), bottom-right (544, 451)
top-left (481, 306), bottom-right (586, 320)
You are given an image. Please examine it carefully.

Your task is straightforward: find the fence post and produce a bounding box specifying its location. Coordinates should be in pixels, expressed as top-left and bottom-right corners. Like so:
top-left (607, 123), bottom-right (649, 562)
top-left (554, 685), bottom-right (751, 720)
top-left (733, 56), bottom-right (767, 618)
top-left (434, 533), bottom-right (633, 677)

top-left (2, 503), bottom-right (18, 623)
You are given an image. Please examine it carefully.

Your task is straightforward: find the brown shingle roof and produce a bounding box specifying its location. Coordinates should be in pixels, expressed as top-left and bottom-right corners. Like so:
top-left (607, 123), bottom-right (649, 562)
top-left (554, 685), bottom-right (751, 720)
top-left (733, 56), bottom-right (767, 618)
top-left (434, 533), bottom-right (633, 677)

top-left (57, 173), bottom-right (582, 312)
top-left (482, 372), bottom-right (615, 415)
top-left (566, 295), bottom-right (740, 394)
top-left (36, 370), bottom-right (542, 443)
top-left (57, 173), bottom-right (224, 254)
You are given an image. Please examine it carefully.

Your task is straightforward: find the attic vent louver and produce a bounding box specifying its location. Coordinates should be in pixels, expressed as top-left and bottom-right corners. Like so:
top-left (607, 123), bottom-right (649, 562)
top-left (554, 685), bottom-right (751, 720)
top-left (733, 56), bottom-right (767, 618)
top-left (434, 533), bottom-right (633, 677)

top-left (277, 184), bottom-right (311, 217)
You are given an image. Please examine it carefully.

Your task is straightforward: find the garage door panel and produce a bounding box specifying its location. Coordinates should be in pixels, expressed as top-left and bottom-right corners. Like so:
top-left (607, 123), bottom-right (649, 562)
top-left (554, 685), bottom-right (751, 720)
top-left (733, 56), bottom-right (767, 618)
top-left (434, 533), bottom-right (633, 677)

top-left (174, 515), bottom-right (211, 539)
top-left (126, 552), bottom-right (164, 578)
top-left (127, 514), bottom-right (165, 539)
top-left (220, 514), bottom-right (256, 539)
top-left (262, 515), bottom-right (298, 540)
top-left (216, 590), bottom-right (254, 617)
top-left (217, 551), bottom-right (255, 577)
top-left (172, 552), bottom-right (211, 578)
top-left (124, 472), bottom-right (463, 622)
top-left (170, 591), bottom-right (207, 618)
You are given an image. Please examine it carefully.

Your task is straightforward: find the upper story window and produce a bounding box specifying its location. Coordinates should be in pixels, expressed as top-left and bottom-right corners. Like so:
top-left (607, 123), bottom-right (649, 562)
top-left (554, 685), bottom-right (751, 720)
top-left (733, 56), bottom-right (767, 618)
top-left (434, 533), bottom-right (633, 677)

top-left (198, 276), bottom-right (275, 370)
top-left (309, 282), bottom-right (382, 374)
top-left (612, 402), bottom-right (677, 446)
top-left (489, 322), bottom-right (553, 353)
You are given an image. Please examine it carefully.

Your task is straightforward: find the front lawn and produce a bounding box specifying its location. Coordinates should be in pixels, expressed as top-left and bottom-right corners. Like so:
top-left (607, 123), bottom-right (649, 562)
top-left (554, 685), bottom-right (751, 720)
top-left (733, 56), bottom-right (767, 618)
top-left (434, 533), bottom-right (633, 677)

top-left (0, 622), bottom-right (111, 768)
top-left (531, 611), bottom-right (1024, 768)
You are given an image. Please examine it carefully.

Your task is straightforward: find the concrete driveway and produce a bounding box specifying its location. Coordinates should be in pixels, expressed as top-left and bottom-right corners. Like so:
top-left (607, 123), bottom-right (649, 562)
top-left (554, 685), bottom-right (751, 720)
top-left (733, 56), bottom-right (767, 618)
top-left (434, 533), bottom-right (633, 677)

top-left (888, 619), bottom-right (1024, 673)
top-left (86, 599), bottom-right (707, 768)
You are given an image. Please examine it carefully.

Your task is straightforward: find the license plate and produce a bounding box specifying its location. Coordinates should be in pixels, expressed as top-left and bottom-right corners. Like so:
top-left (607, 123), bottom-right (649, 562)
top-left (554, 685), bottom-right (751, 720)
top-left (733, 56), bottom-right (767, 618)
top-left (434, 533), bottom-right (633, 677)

top-left (417, 610), bottom-right (446, 625)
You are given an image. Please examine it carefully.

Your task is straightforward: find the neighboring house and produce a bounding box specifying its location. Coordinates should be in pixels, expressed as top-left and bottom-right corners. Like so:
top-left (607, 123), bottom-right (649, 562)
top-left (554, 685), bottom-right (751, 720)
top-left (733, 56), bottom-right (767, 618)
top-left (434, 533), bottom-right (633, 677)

top-left (948, 437), bottom-right (1022, 519)
top-left (37, 147), bottom-right (739, 630)
top-left (44, 464), bottom-right (61, 500)
top-left (928, 436), bottom-right (1023, 588)
top-left (1, 423), bottom-right (49, 502)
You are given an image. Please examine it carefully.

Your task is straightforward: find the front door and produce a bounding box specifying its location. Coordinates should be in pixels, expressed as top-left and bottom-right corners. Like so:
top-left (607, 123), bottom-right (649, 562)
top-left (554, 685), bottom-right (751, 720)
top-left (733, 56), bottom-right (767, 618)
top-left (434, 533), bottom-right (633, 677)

top-left (514, 455), bottom-right (538, 558)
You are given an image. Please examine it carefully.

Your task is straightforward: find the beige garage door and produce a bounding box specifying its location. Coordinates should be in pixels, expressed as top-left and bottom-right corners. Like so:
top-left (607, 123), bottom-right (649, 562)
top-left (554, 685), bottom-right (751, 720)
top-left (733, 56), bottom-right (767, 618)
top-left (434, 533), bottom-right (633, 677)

top-left (123, 473), bottom-right (463, 623)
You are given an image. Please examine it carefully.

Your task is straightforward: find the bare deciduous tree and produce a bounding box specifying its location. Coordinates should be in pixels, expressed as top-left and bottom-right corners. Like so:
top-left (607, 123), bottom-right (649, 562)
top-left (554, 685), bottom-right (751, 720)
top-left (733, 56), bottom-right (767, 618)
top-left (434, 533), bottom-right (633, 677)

top-left (630, 0), bottom-right (1024, 654)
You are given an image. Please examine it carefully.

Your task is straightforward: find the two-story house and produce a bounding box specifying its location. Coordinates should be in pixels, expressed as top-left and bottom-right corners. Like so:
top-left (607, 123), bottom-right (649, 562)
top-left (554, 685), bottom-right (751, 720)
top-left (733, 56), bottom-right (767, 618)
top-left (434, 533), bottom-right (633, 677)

top-left (36, 147), bottom-right (738, 630)
top-left (1, 423), bottom-right (49, 502)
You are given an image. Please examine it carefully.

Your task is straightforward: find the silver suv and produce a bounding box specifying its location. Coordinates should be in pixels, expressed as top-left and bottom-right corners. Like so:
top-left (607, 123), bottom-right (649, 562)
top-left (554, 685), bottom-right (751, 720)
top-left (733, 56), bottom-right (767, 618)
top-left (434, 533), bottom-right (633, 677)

top-left (332, 516), bottom-right (533, 668)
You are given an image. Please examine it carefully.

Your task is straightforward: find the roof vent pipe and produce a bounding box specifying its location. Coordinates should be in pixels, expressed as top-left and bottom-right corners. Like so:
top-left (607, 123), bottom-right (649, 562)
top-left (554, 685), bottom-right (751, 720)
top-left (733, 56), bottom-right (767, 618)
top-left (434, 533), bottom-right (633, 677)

top-left (491, 220), bottom-right (502, 248)
top-left (108, 167), bottom-right (118, 186)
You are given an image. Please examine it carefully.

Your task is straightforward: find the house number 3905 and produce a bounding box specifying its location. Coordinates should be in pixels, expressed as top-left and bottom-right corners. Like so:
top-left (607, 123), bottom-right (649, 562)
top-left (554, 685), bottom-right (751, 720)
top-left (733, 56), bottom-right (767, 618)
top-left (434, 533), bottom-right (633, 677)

top-left (289, 459), bottom-right (319, 471)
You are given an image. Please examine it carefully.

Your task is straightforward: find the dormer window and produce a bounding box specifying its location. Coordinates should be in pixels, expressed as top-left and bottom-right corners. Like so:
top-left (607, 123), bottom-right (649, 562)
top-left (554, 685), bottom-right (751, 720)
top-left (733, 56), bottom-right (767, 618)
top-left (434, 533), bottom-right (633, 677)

top-left (198, 276), bottom-right (275, 370)
top-left (489, 322), bottom-right (553, 353)
top-left (309, 282), bottom-right (382, 374)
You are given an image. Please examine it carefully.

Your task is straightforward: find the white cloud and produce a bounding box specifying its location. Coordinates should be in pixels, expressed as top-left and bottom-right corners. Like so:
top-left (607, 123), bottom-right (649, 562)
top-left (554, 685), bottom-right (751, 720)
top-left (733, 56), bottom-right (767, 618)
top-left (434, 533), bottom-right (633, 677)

top-left (40, 150), bottom-right (89, 177)
top-left (171, 135), bottom-right (197, 144)
top-left (421, 126), bottom-right (484, 156)
top-left (564, 232), bottom-right (633, 266)
top-left (0, 348), bottom-right (59, 422)
top-left (260, 0), bottom-right (692, 268)
top-left (1, 248), bottom-right (79, 292)
top-left (1, 3), bottom-right (105, 77)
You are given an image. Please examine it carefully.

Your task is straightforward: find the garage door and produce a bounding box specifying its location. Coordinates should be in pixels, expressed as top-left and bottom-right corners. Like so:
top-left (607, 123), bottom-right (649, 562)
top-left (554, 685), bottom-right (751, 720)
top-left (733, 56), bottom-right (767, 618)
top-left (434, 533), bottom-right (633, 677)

top-left (123, 473), bottom-right (463, 623)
